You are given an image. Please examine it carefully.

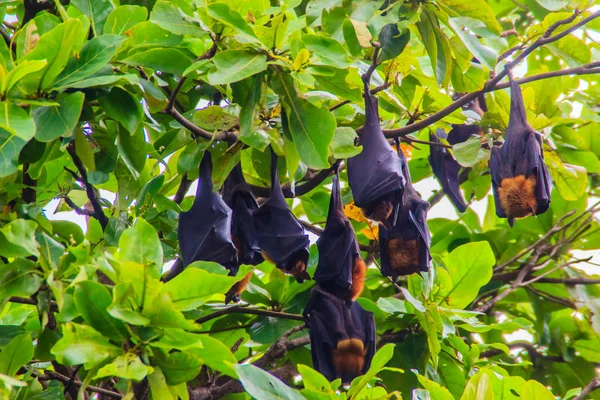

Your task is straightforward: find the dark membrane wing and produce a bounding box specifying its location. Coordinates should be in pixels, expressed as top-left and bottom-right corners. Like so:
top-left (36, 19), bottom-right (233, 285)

top-left (178, 152), bottom-right (238, 272)
top-left (489, 147), bottom-right (507, 219)
top-left (527, 134), bottom-right (552, 215)
top-left (429, 130), bottom-right (468, 213)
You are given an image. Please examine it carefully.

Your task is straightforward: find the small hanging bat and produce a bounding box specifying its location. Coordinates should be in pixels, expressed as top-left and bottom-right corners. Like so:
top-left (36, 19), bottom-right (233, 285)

top-left (303, 286), bottom-right (375, 383)
top-left (178, 152), bottom-right (238, 273)
top-left (224, 271), bottom-right (253, 305)
top-left (379, 147), bottom-right (431, 278)
top-left (222, 163), bottom-right (264, 266)
top-left (252, 149), bottom-right (310, 282)
top-left (348, 78), bottom-right (406, 226)
top-left (314, 167), bottom-right (366, 301)
top-left (489, 72), bottom-right (552, 227)
top-left (429, 94), bottom-right (487, 212)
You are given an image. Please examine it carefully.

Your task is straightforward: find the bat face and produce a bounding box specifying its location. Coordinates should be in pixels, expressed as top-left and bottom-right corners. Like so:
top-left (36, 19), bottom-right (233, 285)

top-left (224, 271), bottom-right (253, 305)
top-left (314, 171), bottom-right (365, 301)
top-left (223, 163), bottom-right (264, 266)
top-left (178, 152), bottom-right (238, 273)
top-left (253, 149), bottom-right (310, 282)
top-left (303, 286), bottom-right (375, 383)
top-left (347, 79), bottom-right (406, 225)
top-left (488, 74), bottom-right (552, 226)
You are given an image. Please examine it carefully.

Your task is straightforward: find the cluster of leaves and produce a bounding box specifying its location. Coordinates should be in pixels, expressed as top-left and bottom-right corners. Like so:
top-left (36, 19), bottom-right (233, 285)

top-left (1, 0), bottom-right (600, 399)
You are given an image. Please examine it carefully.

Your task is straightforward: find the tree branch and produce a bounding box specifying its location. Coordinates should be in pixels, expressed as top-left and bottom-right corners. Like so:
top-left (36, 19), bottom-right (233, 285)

top-left (575, 377), bottom-right (600, 400)
top-left (248, 163), bottom-right (339, 198)
top-left (480, 341), bottom-right (564, 363)
top-left (195, 306), bottom-right (304, 325)
top-left (32, 370), bottom-right (123, 399)
top-left (63, 196), bottom-right (95, 216)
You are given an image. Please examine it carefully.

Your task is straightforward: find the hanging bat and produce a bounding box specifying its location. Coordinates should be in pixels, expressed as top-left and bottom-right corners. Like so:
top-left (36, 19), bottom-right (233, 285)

top-left (347, 77), bottom-right (406, 226)
top-left (429, 94), bottom-right (487, 212)
top-left (379, 147), bottom-right (431, 279)
top-left (252, 149), bottom-right (310, 282)
top-left (222, 163), bottom-right (264, 266)
top-left (489, 72), bottom-right (552, 227)
top-left (178, 152), bottom-right (238, 273)
top-left (314, 167), bottom-right (366, 301)
top-left (224, 271), bottom-right (253, 305)
top-left (303, 286), bottom-right (375, 383)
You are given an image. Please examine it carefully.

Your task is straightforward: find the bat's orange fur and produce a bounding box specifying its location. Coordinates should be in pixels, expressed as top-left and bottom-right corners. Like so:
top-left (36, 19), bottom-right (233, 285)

top-left (349, 257), bottom-right (366, 301)
top-left (333, 338), bottom-right (366, 381)
top-left (262, 251), bottom-right (309, 283)
top-left (498, 175), bottom-right (537, 218)
top-left (388, 238), bottom-right (419, 274)
top-left (224, 271), bottom-right (253, 304)
top-left (232, 232), bottom-right (244, 260)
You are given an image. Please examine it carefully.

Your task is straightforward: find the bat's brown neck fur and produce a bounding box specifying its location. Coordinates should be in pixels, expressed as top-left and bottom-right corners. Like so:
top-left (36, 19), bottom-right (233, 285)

top-left (349, 257), bottom-right (366, 301)
top-left (333, 338), bottom-right (366, 380)
top-left (498, 175), bottom-right (537, 218)
top-left (225, 271), bottom-right (253, 304)
top-left (388, 238), bottom-right (419, 274)
top-left (232, 232), bottom-right (244, 259)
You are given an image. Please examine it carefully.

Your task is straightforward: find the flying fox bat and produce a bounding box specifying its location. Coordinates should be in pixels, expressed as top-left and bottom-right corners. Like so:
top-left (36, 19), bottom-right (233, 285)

top-left (178, 152), bottom-right (238, 273)
top-left (252, 149), bottom-right (310, 282)
top-left (222, 163), bottom-right (264, 266)
top-left (429, 94), bottom-right (487, 212)
top-left (347, 78), bottom-right (406, 226)
top-left (224, 271), bottom-right (253, 305)
top-left (303, 286), bottom-right (375, 383)
top-left (314, 168), bottom-right (366, 301)
top-left (379, 146), bottom-right (431, 279)
top-left (488, 73), bottom-right (552, 227)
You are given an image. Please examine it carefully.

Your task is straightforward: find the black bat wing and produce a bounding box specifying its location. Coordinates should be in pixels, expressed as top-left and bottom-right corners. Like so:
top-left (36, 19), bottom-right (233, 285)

top-left (527, 133), bottom-right (552, 215)
top-left (429, 129), bottom-right (468, 213)
top-left (349, 300), bottom-right (376, 374)
top-left (409, 203), bottom-right (432, 274)
top-left (488, 146), bottom-right (508, 218)
top-left (178, 152), bottom-right (238, 272)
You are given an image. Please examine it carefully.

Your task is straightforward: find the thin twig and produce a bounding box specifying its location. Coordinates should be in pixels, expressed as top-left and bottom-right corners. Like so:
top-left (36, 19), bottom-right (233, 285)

top-left (32, 370), bottom-right (123, 399)
top-left (63, 196), bottom-right (95, 216)
top-left (575, 377), bottom-right (600, 400)
top-left (248, 163), bottom-right (340, 198)
top-left (195, 306), bottom-right (304, 325)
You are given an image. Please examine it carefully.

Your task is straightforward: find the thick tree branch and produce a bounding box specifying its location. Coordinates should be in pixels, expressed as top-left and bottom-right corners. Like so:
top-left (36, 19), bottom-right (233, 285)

top-left (195, 306), bottom-right (304, 325)
top-left (248, 163), bottom-right (339, 198)
top-left (10, 296), bottom-right (58, 312)
top-left (32, 370), bottom-right (123, 399)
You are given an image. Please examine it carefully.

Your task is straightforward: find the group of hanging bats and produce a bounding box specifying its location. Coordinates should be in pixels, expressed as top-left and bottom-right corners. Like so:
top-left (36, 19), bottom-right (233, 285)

top-left (176, 69), bottom-right (552, 383)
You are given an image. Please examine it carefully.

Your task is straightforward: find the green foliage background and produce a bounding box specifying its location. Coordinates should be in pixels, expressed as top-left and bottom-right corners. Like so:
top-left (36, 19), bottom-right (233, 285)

top-left (1, 0), bottom-right (600, 399)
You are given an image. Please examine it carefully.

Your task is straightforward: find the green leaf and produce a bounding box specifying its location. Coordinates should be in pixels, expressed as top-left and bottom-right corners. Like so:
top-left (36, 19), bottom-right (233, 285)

top-left (0, 333), bottom-right (34, 376)
top-left (52, 35), bottom-right (125, 89)
top-left (74, 281), bottom-right (128, 343)
top-left (96, 352), bottom-right (153, 381)
top-left (448, 17), bottom-right (497, 71)
top-left (438, 241), bottom-right (495, 309)
top-left (348, 343), bottom-right (396, 396)
top-left (188, 336), bottom-right (238, 378)
top-left (535, 0), bottom-right (567, 11)
top-left (75, 128), bottom-right (95, 171)
top-left (545, 150), bottom-right (587, 201)
top-left (302, 34), bottom-right (350, 68)
top-left (235, 363), bottom-right (306, 400)
top-left (108, 282), bottom-right (151, 326)
top-left (297, 364), bottom-right (332, 392)
top-left (4, 60), bottom-right (47, 95)
top-left (417, 8), bottom-right (451, 86)
top-left (377, 23), bottom-right (410, 63)
top-left (157, 351), bottom-right (202, 385)
top-left (207, 50), bottom-right (268, 85)
top-left (0, 101), bottom-right (37, 177)
top-left (0, 259), bottom-right (42, 300)
top-left (118, 218), bottom-right (163, 278)
top-left (416, 373), bottom-right (454, 400)
top-left (33, 92), bottom-right (85, 142)
top-left (193, 106), bottom-right (238, 131)
top-left (104, 5), bottom-right (148, 35)
top-left (522, 379), bottom-right (555, 399)
top-left (275, 74), bottom-right (335, 169)
top-left (148, 367), bottom-right (176, 400)
top-left (207, 3), bottom-right (258, 42)
top-left (71, 0), bottom-right (114, 36)
top-left (100, 87), bottom-right (143, 134)
top-left (54, 73), bottom-right (138, 90)
top-left (117, 126), bottom-right (147, 178)
top-left (437, 0), bottom-right (502, 34)
top-left (452, 136), bottom-right (489, 167)
top-left (51, 322), bottom-right (120, 366)
top-left (330, 127), bottom-right (361, 158)
top-left (343, 19), bottom-right (372, 56)
top-left (150, 0), bottom-right (205, 37)
top-left (0, 219), bottom-right (39, 258)
top-left (232, 74), bottom-right (269, 149)
top-left (122, 48), bottom-right (193, 75)
top-left (547, 35), bottom-right (591, 68)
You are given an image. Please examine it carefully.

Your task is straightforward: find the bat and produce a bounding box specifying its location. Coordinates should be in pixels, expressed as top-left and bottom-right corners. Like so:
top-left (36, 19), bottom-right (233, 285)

top-left (252, 148), bottom-right (310, 282)
top-left (222, 163), bottom-right (264, 266)
top-left (488, 72), bottom-right (552, 227)
top-left (429, 94), bottom-right (487, 212)
top-left (347, 77), bottom-right (406, 226)
top-left (379, 146), bottom-right (431, 278)
top-left (303, 286), bottom-right (375, 383)
top-left (314, 167), bottom-right (366, 301)
top-left (224, 271), bottom-right (253, 305)
top-left (178, 152), bottom-right (238, 273)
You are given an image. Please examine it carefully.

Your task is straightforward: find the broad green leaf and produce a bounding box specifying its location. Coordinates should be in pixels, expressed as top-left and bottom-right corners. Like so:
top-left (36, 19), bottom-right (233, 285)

top-left (232, 74), bottom-right (269, 149)
top-left (4, 60), bottom-right (47, 95)
top-left (54, 73), bottom-right (138, 90)
top-left (448, 17), bottom-right (497, 71)
top-left (51, 323), bottom-right (120, 366)
top-left (545, 150), bottom-right (587, 201)
top-left (342, 19), bottom-right (372, 56)
top-left (303, 34), bottom-right (351, 68)
top-left (330, 127), bottom-right (361, 158)
top-left (33, 92), bottom-right (85, 142)
top-left (438, 0), bottom-right (502, 34)
top-left (157, 351), bottom-right (202, 386)
top-left (188, 336), bottom-right (238, 378)
top-left (104, 5), bottom-right (148, 35)
top-left (453, 136), bottom-right (489, 167)
top-left (547, 35), bottom-right (591, 68)
top-left (0, 259), bottom-right (42, 300)
top-left (417, 8), bottom-right (451, 86)
top-left (71, 0), bottom-right (114, 36)
top-left (521, 380), bottom-right (555, 400)
top-left (0, 334), bottom-right (33, 376)
top-left (348, 344), bottom-right (396, 396)
top-left (193, 106), bottom-right (238, 131)
top-left (151, 0), bottom-right (206, 37)
top-left (297, 364), bottom-right (332, 392)
top-left (377, 23), bottom-right (410, 63)
top-left (74, 281), bottom-right (128, 343)
top-left (75, 128), bottom-right (96, 171)
top-left (117, 126), bottom-right (147, 178)
top-left (235, 364), bottom-right (306, 400)
top-left (438, 241), bottom-right (495, 309)
top-left (535, 0), bottom-right (567, 11)
top-left (118, 218), bottom-right (163, 278)
top-left (96, 352), bottom-right (153, 381)
top-left (122, 48), bottom-right (193, 75)
top-left (148, 367), bottom-right (176, 400)
top-left (100, 87), bottom-right (143, 134)
top-left (0, 220), bottom-right (39, 258)
top-left (52, 35), bottom-right (125, 89)
top-left (207, 50), bottom-right (267, 85)
top-left (207, 3), bottom-right (258, 42)
top-left (416, 373), bottom-right (454, 400)
top-left (108, 282), bottom-right (151, 326)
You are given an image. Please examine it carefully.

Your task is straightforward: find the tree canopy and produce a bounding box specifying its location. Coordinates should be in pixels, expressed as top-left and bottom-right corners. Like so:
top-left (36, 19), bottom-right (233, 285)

top-left (1, 0), bottom-right (600, 399)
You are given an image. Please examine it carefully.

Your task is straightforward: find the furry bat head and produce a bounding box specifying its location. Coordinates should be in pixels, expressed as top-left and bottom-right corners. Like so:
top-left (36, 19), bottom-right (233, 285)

top-left (252, 149), bottom-right (310, 282)
top-left (222, 163), bottom-right (264, 266)
top-left (178, 152), bottom-right (238, 273)
top-left (428, 94), bottom-right (487, 213)
top-left (380, 148), bottom-right (431, 279)
top-left (347, 79), bottom-right (406, 225)
top-left (224, 271), bottom-right (253, 305)
top-left (488, 73), bottom-right (552, 227)
top-left (303, 286), bottom-right (375, 383)
top-left (314, 168), bottom-right (366, 301)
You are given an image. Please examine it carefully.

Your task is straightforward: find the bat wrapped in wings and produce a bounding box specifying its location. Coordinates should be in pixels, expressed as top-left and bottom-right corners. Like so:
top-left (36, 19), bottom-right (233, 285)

top-left (347, 78), bottom-right (406, 226)
top-left (303, 286), bottom-right (375, 383)
top-left (252, 149), bottom-right (310, 282)
top-left (488, 72), bottom-right (552, 227)
top-left (178, 152), bottom-right (238, 273)
top-left (429, 94), bottom-right (487, 212)
top-left (379, 145), bottom-right (431, 279)
top-left (314, 167), bottom-right (366, 301)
